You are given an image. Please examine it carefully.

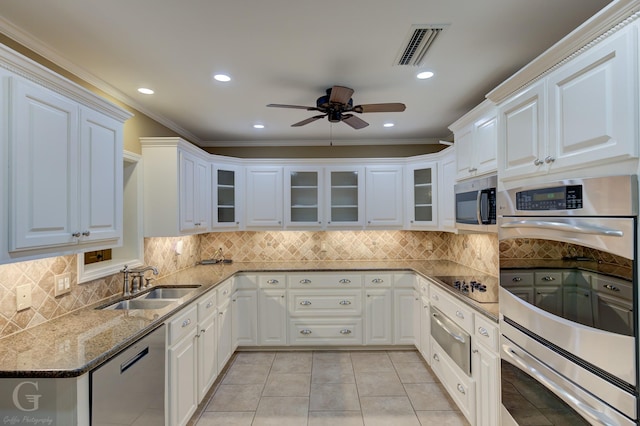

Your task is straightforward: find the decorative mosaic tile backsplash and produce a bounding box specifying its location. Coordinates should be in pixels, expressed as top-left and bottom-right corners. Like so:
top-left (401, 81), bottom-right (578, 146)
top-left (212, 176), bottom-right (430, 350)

top-left (0, 231), bottom-right (497, 339)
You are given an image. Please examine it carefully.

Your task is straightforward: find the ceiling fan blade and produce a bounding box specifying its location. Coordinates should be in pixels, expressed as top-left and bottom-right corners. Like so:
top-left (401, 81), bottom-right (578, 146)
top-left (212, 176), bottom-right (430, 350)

top-left (329, 86), bottom-right (354, 104)
top-left (267, 103), bottom-right (317, 110)
top-left (342, 114), bottom-right (369, 129)
top-left (291, 114), bottom-right (326, 127)
top-left (353, 103), bottom-right (406, 113)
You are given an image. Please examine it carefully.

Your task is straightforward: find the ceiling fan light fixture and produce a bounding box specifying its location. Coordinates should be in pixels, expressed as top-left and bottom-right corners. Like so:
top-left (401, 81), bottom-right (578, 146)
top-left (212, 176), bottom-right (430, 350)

top-left (328, 110), bottom-right (342, 123)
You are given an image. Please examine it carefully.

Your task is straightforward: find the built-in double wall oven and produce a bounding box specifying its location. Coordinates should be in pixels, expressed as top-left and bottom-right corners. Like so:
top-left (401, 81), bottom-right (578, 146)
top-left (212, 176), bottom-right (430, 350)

top-left (498, 175), bottom-right (638, 426)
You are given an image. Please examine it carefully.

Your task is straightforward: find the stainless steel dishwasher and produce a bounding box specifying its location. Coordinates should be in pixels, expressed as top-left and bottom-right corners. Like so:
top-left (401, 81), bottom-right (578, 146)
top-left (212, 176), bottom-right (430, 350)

top-left (431, 306), bottom-right (471, 375)
top-left (91, 324), bottom-right (166, 426)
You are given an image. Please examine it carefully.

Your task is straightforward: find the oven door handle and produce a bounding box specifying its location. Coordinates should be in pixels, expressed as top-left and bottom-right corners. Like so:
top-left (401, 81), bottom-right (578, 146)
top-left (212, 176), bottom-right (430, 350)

top-left (503, 343), bottom-right (618, 426)
top-left (500, 220), bottom-right (624, 237)
top-left (432, 312), bottom-right (466, 344)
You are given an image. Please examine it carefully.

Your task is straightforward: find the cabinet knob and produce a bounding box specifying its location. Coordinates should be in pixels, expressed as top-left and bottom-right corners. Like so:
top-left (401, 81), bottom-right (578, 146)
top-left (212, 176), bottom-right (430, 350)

top-left (339, 300), bottom-right (351, 305)
top-left (512, 277), bottom-right (522, 282)
top-left (478, 327), bottom-right (489, 337)
top-left (544, 156), bottom-right (555, 164)
top-left (468, 167), bottom-right (477, 173)
top-left (533, 158), bottom-right (544, 166)
top-left (455, 310), bottom-right (464, 319)
top-left (72, 232), bottom-right (81, 238)
top-left (300, 329), bottom-right (312, 335)
top-left (182, 318), bottom-right (191, 328)
top-left (339, 329), bottom-right (352, 335)
top-left (433, 353), bottom-right (440, 362)
top-left (299, 279), bottom-right (312, 284)
top-left (300, 300), bottom-right (312, 306)
top-left (82, 231), bottom-right (91, 237)
top-left (339, 279), bottom-right (351, 284)
top-left (457, 384), bottom-right (466, 395)
top-left (267, 279), bottom-right (280, 284)
top-left (371, 278), bottom-right (384, 284)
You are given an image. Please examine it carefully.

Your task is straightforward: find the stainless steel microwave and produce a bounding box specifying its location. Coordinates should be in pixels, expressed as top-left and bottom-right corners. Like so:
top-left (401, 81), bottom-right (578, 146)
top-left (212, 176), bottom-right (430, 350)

top-left (454, 175), bottom-right (497, 232)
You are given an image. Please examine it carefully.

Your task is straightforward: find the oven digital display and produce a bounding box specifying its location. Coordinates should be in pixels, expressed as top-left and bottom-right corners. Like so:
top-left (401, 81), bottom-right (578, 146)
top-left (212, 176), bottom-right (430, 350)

top-left (516, 185), bottom-right (582, 210)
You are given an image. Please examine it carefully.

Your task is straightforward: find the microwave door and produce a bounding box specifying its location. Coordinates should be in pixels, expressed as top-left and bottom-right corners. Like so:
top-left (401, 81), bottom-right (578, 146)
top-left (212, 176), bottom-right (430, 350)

top-left (456, 191), bottom-right (479, 224)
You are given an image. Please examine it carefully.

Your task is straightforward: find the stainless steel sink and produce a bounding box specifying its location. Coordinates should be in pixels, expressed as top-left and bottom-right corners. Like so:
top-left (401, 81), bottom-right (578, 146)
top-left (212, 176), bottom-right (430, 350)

top-left (135, 285), bottom-right (201, 300)
top-left (102, 299), bottom-right (175, 310)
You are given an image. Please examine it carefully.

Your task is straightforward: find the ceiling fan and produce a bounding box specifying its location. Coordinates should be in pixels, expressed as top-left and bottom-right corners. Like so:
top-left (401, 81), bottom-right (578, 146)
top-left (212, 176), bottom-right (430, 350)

top-left (267, 85), bottom-right (406, 129)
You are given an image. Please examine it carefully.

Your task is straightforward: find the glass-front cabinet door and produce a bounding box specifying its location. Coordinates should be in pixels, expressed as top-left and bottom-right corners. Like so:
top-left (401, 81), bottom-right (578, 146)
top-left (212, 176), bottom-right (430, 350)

top-left (406, 162), bottom-right (437, 229)
top-left (212, 163), bottom-right (242, 229)
top-left (284, 167), bottom-right (322, 228)
top-left (325, 167), bottom-right (364, 228)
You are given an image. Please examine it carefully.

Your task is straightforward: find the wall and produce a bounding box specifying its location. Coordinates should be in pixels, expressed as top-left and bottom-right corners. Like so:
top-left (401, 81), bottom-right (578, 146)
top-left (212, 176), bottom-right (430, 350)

top-left (0, 231), bottom-right (497, 339)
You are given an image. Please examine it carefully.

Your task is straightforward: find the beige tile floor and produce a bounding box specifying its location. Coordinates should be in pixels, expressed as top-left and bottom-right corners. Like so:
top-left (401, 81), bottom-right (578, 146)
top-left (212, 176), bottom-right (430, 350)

top-left (190, 350), bottom-right (470, 426)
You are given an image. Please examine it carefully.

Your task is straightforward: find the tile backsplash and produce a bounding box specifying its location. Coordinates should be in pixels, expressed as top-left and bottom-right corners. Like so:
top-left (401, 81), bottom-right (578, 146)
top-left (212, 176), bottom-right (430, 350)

top-left (0, 231), bottom-right (497, 339)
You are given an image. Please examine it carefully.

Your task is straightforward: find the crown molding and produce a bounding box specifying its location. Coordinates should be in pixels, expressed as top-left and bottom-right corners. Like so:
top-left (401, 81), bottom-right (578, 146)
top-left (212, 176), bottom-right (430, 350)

top-left (199, 137), bottom-right (441, 148)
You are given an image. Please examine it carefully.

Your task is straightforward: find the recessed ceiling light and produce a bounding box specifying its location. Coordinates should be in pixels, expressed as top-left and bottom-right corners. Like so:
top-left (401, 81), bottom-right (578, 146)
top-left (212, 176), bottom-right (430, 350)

top-left (417, 71), bottom-right (434, 80)
top-left (253, 124), bottom-right (265, 129)
top-left (214, 74), bottom-right (231, 82)
top-left (137, 87), bottom-right (154, 95)
top-left (383, 123), bottom-right (395, 128)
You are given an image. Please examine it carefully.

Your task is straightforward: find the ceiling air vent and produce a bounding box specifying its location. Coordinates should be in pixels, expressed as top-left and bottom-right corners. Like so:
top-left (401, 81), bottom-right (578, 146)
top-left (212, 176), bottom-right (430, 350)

top-left (395, 24), bottom-right (448, 66)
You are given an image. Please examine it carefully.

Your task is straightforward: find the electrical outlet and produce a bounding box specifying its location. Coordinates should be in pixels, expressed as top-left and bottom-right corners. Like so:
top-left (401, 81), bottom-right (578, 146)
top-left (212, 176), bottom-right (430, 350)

top-left (320, 242), bottom-right (327, 252)
top-left (425, 241), bottom-right (433, 251)
top-left (54, 272), bottom-right (71, 297)
top-left (16, 285), bottom-right (31, 311)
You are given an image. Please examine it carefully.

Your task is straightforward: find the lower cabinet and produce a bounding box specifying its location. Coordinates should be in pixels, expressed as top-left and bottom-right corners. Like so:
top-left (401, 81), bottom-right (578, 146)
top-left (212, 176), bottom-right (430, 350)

top-left (364, 289), bottom-right (392, 344)
top-left (232, 289), bottom-right (258, 347)
top-left (258, 289), bottom-right (288, 345)
top-left (472, 314), bottom-right (500, 426)
top-left (419, 295), bottom-right (430, 362)
top-left (394, 289), bottom-right (416, 345)
top-left (197, 293), bottom-right (218, 403)
top-left (216, 299), bottom-right (233, 373)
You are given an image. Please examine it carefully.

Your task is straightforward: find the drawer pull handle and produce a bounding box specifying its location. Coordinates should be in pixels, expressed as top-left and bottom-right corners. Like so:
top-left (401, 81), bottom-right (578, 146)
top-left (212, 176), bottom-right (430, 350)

top-left (604, 284), bottom-right (620, 292)
top-left (371, 278), bottom-right (384, 284)
top-left (339, 300), bottom-right (351, 305)
top-left (432, 294), bottom-right (439, 301)
top-left (478, 327), bottom-right (489, 337)
top-left (206, 301), bottom-right (214, 309)
top-left (457, 384), bottom-right (466, 395)
top-left (339, 279), bottom-right (351, 284)
top-left (300, 300), bottom-right (312, 306)
top-left (182, 318), bottom-right (191, 328)
top-left (300, 329), bottom-right (312, 335)
top-left (433, 353), bottom-right (440, 362)
top-left (455, 310), bottom-right (464, 319)
top-left (299, 279), bottom-right (312, 284)
top-left (267, 279), bottom-right (280, 285)
top-left (512, 277), bottom-right (522, 282)
top-left (339, 329), bottom-right (352, 335)
top-left (541, 276), bottom-right (556, 281)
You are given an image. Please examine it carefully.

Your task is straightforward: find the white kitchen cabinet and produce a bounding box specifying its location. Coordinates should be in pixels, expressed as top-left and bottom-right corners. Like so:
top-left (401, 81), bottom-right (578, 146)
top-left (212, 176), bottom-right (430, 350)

top-left (420, 295), bottom-right (430, 363)
top-left (405, 161), bottom-right (438, 229)
top-left (258, 289), bottom-right (288, 345)
top-left (212, 162), bottom-right (243, 229)
top-left (245, 166), bottom-right (283, 228)
top-left (449, 100), bottom-right (497, 181)
top-left (325, 166), bottom-right (365, 228)
top-left (498, 24), bottom-right (638, 182)
top-left (393, 288), bottom-right (416, 345)
top-left (472, 315), bottom-right (500, 426)
top-left (179, 150), bottom-right (210, 233)
top-left (437, 147), bottom-right (456, 232)
top-left (232, 289), bottom-right (258, 347)
top-left (364, 289), bottom-right (392, 345)
top-left (9, 77), bottom-right (125, 253)
top-left (284, 166), bottom-right (323, 228)
top-left (196, 293), bottom-right (218, 403)
top-left (365, 165), bottom-right (404, 228)
top-left (216, 280), bottom-right (234, 372)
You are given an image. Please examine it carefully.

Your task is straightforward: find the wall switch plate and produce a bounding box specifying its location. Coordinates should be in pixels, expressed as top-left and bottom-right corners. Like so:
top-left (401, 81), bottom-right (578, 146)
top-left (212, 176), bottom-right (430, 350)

top-left (54, 272), bottom-right (71, 297)
top-left (16, 284), bottom-right (31, 311)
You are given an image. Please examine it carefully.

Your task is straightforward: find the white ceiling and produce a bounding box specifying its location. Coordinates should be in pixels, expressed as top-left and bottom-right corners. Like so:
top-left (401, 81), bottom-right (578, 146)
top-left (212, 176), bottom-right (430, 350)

top-left (0, 0), bottom-right (612, 147)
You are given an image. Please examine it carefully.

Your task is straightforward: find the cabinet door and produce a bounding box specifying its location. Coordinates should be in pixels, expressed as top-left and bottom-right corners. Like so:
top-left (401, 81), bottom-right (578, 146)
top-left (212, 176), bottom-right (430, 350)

top-left (365, 166), bottom-right (403, 227)
top-left (548, 27), bottom-right (637, 171)
top-left (474, 114), bottom-right (498, 176)
top-left (364, 289), bottom-right (392, 344)
top-left (232, 290), bottom-right (258, 347)
top-left (10, 77), bottom-right (80, 250)
top-left (394, 289), bottom-right (415, 344)
top-left (79, 106), bottom-right (122, 243)
top-left (179, 151), bottom-right (210, 233)
top-left (438, 149), bottom-right (456, 232)
top-left (420, 296), bottom-right (431, 363)
top-left (168, 332), bottom-right (198, 426)
top-left (285, 167), bottom-right (323, 228)
top-left (258, 289), bottom-right (287, 345)
top-left (245, 166), bottom-right (283, 228)
top-left (454, 125), bottom-right (474, 180)
top-left (197, 313), bottom-right (217, 403)
top-left (216, 302), bottom-right (233, 372)
top-left (325, 167), bottom-right (364, 227)
top-left (406, 163), bottom-right (437, 229)
top-left (472, 343), bottom-right (500, 426)
top-left (563, 287), bottom-right (594, 327)
top-left (213, 164), bottom-right (242, 229)
top-left (498, 80), bottom-right (546, 180)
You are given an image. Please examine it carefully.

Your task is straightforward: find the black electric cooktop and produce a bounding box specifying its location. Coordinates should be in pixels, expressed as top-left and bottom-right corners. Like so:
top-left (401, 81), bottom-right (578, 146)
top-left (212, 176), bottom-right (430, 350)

top-left (433, 275), bottom-right (498, 304)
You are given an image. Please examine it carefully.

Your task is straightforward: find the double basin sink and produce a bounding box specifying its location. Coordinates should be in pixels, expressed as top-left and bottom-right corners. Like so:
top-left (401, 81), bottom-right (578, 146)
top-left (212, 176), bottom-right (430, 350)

top-left (101, 285), bottom-right (201, 310)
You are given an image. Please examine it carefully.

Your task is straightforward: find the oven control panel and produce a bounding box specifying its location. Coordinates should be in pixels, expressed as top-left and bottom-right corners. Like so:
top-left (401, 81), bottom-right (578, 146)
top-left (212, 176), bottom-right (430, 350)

top-left (516, 185), bottom-right (583, 210)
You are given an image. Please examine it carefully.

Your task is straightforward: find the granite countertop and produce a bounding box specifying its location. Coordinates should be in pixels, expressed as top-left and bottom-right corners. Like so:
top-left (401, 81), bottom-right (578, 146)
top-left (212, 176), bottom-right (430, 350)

top-left (0, 260), bottom-right (498, 378)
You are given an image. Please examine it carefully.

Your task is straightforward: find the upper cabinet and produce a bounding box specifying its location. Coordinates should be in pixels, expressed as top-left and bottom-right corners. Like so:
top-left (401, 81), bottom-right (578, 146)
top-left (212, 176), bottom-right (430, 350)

top-left (212, 162), bottom-right (243, 230)
top-left (437, 147), bottom-right (457, 233)
top-left (245, 166), bottom-right (283, 228)
top-left (449, 100), bottom-right (497, 181)
top-left (141, 137), bottom-right (212, 236)
top-left (365, 165), bottom-right (404, 228)
top-left (325, 166), bottom-right (365, 228)
top-left (493, 8), bottom-right (639, 183)
top-left (284, 166), bottom-right (323, 228)
top-left (405, 161), bottom-right (437, 230)
top-left (1, 45), bottom-right (131, 262)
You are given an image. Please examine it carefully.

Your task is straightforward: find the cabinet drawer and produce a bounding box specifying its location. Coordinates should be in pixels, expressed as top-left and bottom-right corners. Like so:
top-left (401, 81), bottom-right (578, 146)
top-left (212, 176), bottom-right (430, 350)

top-left (216, 280), bottom-right (232, 307)
top-left (534, 271), bottom-right (562, 286)
top-left (289, 319), bottom-right (362, 345)
top-left (500, 271), bottom-right (533, 287)
top-left (258, 274), bottom-right (286, 288)
top-left (168, 305), bottom-right (198, 346)
top-left (430, 337), bottom-right (475, 423)
top-left (393, 272), bottom-right (415, 288)
top-left (417, 277), bottom-right (430, 296)
top-left (235, 274), bottom-right (258, 289)
top-left (474, 314), bottom-right (499, 352)
top-left (289, 290), bottom-right (362, 316)
top-left (197, 292), bottom-right (217, 322)
top-left (289, 273), bottom-right (362, 288)
top-left (364, 273), bottom-right (392, 288)
top-left (430, 285), bottom-right (473, 334)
